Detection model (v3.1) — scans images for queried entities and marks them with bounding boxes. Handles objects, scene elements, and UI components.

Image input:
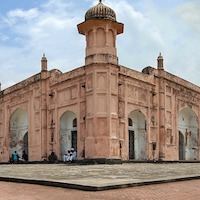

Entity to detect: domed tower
[77,1,124,162]
[78,0,124,65]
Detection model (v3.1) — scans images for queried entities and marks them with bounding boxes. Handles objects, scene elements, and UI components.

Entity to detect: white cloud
[3,8,39,27]
[106,0,164,69]
[0,34,9,41]
[7,8,39,19]
[0,0,86,89]
[177,1,200,33]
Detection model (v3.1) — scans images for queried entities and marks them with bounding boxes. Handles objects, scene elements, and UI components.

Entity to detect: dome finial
[158,52,163,60]
[99,0,102,3]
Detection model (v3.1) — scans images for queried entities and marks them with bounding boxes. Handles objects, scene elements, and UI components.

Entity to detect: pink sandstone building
[0,1,199,163]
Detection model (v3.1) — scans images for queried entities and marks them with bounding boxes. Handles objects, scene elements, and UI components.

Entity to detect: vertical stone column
[84,64,111,159]
[84,64,120,159]
[40,55,49,160]
[109,67,120,159]
[118,77,126,160]
[157,54,166,159]
[40,79,48,159]
[84,67,95,158]
[159,77,165,159]
[3,102,9,162]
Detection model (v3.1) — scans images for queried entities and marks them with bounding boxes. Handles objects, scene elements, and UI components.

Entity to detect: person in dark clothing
[22,151,28,161]
[9,154,14,164]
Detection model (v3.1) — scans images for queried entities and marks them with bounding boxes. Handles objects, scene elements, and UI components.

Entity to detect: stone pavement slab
[0,163,200,191]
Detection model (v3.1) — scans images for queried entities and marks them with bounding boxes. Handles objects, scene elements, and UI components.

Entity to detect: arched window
[73,118,77,127]
[88,30,94,48]
[128,118,133,126]
[108,29,115,47]
[96,28,106,47]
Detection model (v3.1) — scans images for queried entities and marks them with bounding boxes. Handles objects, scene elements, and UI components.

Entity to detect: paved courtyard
[1,179,200,200]
[0,163,200,191]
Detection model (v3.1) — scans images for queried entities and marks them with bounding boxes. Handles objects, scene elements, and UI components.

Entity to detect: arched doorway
[128,110,146,160]
[178,107,198,160]
[179,131,184,160]
[60,111,77,159]
[9,108,28,159]
[23,132,28,157]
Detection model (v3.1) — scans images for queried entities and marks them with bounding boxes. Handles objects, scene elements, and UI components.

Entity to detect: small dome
[85,1,116,22]
[41,53,47,61]
[157,52,163,60]
[142,66,155,75]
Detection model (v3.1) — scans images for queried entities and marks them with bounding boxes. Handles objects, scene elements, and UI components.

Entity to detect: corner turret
[157,53,164,70]
[41,53,48,72]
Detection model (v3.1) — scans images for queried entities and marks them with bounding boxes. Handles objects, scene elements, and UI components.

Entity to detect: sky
[0,0,199,89]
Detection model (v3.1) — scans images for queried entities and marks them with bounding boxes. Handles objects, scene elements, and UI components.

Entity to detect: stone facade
[0,1,199,162]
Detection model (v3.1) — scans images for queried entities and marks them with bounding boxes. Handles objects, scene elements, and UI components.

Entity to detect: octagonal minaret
[77,1,124,160]
[78,0,124,65]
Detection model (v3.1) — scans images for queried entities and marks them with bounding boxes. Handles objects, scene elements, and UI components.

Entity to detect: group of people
[63,148,77,163]
[9,150,28,164]
[9,149,77,163]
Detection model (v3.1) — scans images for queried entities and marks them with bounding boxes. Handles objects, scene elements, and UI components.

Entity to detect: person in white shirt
[63,153,67,162]
[70,148,77,161]
[63,150,71,163]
